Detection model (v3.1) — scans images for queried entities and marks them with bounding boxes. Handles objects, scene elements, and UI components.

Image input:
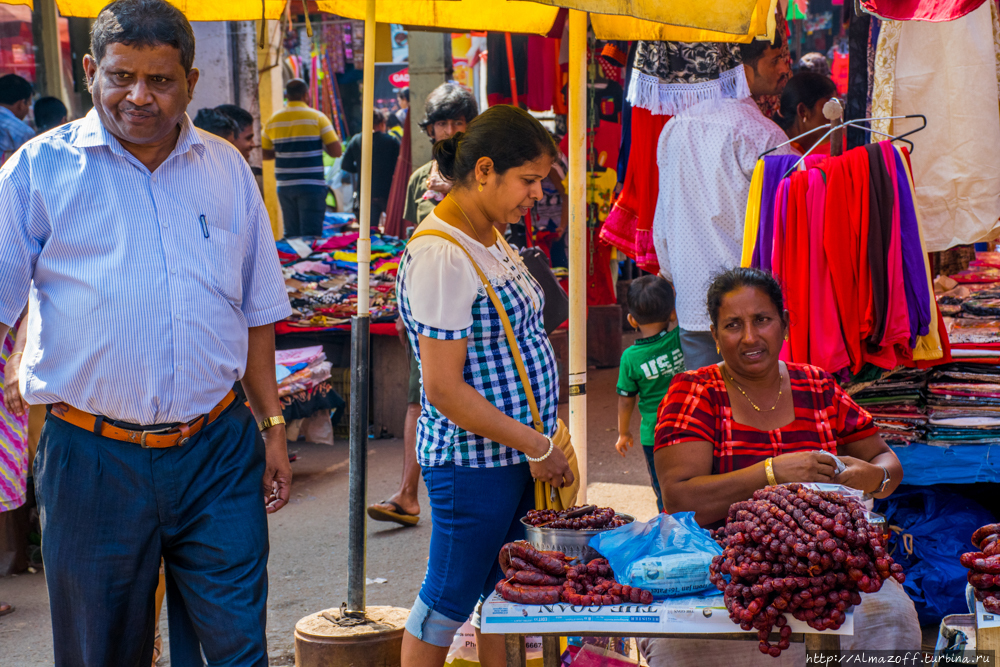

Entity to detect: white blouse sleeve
[404,239,480,335]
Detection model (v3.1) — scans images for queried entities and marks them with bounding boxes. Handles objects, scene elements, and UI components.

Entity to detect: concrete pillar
[406,31,449,169]
[257,19,285,239]
[190,22,234,113]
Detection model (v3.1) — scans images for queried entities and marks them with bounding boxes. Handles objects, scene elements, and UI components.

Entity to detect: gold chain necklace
[725,368,783,412]
[448,195,490,246]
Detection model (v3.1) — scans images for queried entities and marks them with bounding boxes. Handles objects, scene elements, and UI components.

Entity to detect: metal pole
[345,0,376,618]
[567,9,588,504]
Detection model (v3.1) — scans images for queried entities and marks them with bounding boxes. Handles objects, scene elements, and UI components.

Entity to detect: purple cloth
[892,146,931,346]
[753,155,801,271]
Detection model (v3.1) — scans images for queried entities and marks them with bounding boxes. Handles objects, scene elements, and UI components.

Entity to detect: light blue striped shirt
[0,109,292,424]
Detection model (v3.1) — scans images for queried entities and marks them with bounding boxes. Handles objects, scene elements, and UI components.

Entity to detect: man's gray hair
[91,0,196,73]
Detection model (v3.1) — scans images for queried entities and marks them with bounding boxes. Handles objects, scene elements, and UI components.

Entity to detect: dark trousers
[641,445,665,513]
[278,184,327,237]
[35,402,269,667]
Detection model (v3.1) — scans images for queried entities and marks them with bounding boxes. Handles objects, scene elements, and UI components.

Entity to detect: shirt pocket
[206,227,243,302]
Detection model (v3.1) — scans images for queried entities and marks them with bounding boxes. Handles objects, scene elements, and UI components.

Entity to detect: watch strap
[258,415,286,432]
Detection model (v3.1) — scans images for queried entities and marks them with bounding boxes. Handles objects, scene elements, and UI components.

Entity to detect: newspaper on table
[480,592,853,636]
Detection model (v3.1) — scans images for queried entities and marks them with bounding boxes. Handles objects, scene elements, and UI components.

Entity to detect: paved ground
[0,362,659,666]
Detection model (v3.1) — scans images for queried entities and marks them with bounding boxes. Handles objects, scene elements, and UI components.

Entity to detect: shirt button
[171,269,177,275]
[175,315,181,321]
[162,223,169,229]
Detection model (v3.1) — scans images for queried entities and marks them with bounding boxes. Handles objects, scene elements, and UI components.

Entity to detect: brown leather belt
[48,390,237,449]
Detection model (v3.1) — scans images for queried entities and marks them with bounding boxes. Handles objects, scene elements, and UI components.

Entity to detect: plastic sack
[874,487,995,625]
[445,619,543,667]
[588,512,722,598]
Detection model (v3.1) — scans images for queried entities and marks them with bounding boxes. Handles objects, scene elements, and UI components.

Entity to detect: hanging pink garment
[807,168,851,374]
[860,0,986,22]
[864,142,913,369]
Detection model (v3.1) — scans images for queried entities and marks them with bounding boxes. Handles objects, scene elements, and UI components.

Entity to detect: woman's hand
[526,432,574,488]
[3,358,25,417]
[833,455,884,494]
[772,450,838,484]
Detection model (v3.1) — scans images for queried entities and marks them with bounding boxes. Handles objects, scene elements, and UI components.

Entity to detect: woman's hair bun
[432,133,463,180]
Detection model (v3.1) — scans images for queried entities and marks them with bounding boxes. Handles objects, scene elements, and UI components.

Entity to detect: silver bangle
[526,435,554,463]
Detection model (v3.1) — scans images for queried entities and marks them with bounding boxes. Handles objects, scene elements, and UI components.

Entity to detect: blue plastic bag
[588,512,722,598]
[874,487,994,625]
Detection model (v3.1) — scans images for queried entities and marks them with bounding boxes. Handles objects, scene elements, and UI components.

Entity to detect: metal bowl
[520,513,635,564]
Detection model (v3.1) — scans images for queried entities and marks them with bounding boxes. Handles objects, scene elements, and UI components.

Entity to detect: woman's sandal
[367,500,419,527]
[0,602,13,617]
[152,629,162,665]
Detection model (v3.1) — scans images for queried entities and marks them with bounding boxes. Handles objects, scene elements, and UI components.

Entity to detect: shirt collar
[72,108,206,159]
[0,106,21,123]
[287,101,309,109]
[635,328,671,345]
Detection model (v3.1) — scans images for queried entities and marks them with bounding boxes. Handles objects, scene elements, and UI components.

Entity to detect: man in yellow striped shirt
[262,79,342,237]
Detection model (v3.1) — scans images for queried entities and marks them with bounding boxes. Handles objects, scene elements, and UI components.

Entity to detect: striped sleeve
[260,120,275,150]
[653,371,717,451]
[0,150,39,327]
[832,381,879,445]
[318,113,339,145]
[239,165,292,327]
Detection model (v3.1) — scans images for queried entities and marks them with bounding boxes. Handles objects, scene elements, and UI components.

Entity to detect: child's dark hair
[706,267,786,329]
[627,275,676,325]
[431,105,559,185]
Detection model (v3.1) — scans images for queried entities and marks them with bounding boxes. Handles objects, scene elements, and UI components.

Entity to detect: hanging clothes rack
[758,113,928,178]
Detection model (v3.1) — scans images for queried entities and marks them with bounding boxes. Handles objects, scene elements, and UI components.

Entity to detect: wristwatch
[258,415,286,432]
[875,465,891,494]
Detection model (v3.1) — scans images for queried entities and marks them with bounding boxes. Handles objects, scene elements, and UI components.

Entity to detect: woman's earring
[716,344,720,354]
[478,183,484,192]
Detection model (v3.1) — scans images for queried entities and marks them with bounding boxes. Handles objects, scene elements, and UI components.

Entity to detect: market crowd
[0,0,927,665]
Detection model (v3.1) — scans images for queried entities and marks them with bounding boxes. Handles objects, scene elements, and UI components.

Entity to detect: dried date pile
[709,484,905,657]
[961,523,1000,613]
[495,541,653,605]
[524,506,629,530]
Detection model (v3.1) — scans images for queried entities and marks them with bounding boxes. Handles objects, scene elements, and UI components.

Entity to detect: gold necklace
[448,195,490,246]
[725,368,783,412]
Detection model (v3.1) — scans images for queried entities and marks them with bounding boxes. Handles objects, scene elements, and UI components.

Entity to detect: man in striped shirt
[262,78,342,237]
[0,0,292,663]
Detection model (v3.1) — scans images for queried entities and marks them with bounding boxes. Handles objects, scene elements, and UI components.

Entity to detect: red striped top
[653,363,877,474]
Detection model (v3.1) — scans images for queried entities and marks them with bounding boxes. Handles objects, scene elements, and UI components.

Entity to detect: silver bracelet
[526,434,554,462]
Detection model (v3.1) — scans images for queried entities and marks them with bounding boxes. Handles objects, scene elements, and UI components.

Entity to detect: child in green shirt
[615,275,684,513]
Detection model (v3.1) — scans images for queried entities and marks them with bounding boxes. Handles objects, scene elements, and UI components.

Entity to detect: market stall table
[481,592,846,667]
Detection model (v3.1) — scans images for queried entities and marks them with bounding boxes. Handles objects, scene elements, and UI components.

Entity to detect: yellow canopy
[22,0,288,20]
[316,0,560,35]
[531,0,769,35]
[592,0,777,42]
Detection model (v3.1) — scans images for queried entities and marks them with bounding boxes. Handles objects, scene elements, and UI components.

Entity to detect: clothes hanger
[761,114,928,178]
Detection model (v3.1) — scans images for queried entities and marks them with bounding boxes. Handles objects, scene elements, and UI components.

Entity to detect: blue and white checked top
[0,109,292,425]
[398,216,559,468]
[0,106,34,164]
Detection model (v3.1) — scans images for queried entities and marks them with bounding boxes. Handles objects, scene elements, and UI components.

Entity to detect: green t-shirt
[403,160,437,227]
[616,327,685,447]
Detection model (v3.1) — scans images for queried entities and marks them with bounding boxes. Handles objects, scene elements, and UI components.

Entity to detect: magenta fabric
[807,168,851,373]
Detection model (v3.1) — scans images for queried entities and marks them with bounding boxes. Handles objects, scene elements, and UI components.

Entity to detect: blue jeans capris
[404,461,535,647]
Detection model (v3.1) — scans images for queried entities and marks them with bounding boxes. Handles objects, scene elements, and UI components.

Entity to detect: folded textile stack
[276,231,406,331]
[853,369,928,444]
[276,345,332,399]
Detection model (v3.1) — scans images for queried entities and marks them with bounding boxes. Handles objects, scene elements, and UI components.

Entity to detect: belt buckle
[140,425,178,449]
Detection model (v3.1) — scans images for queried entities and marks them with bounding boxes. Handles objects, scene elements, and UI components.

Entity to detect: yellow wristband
[258,415,286,432]
[765,457,778,487]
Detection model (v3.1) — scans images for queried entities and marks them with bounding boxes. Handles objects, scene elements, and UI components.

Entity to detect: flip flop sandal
[367,500,419,527]
[152,630,162,665]
[0,602,14,617]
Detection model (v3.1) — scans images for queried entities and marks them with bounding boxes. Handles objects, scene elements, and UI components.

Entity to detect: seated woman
[774,71,840,155]
[642,267,919,666]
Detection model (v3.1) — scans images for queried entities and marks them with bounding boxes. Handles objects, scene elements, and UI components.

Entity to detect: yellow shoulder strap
[409,229,545,433]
